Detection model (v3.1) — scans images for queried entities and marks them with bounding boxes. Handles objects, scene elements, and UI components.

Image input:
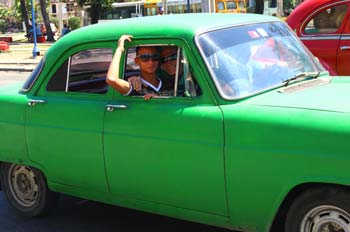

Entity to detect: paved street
[0,71,234,232]
[0,192,231,232]
[0,71,29,85]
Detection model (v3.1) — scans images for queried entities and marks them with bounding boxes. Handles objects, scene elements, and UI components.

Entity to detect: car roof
[47,13,280,59]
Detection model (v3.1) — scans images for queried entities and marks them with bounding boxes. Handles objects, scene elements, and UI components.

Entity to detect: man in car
[106,35,164,99]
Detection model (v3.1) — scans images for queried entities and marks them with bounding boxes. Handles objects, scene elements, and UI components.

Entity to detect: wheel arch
[0,161,50,192]
[269,182,350,232]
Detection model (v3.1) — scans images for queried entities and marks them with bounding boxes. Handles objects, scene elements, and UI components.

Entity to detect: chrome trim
[174,48,181,97]
[65,56,71,92]
[340,46,350,50]
[341,35,350,40]
[106,104,128,112]
[28,99,47,107]
[301,36,340,41]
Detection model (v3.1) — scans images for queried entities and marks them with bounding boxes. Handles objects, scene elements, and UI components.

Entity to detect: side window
[304,4,348,34]
[226,1,237,10]
[47,48,113,94]
[123,45,201,98]
[217,2,225,11]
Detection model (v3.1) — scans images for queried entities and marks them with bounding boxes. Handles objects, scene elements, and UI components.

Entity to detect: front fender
[318,58,337,76]
[0,84,28,165]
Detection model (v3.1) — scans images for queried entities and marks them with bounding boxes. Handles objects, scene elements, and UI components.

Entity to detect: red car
[287,0,350,76]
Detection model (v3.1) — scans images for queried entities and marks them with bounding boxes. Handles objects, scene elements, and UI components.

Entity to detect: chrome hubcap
[8,164,39,207]
[301,205,350,232]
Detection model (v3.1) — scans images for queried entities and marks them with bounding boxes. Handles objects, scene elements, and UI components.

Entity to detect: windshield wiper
[283,72,320,87]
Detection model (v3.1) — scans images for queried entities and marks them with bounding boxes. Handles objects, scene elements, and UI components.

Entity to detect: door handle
[340,46,350,51]
[106,104,128,112]
[28,99,47,107]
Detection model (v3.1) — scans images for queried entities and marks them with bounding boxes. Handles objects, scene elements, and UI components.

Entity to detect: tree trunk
[255,0,264,14]
[39,0,55,41]
[89,3,101,24]
[20,0,31,35]
[277,0,283,16]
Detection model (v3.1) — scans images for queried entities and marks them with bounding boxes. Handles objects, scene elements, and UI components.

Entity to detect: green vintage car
[0,13,348,232]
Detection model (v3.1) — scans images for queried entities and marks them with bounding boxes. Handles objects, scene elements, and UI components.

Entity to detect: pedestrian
[61,24,69,37]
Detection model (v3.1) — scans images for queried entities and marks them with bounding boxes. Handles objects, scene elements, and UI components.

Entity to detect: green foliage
[0,6,14,19]
[68,17,81,30]
[77,0,114,23]
[77,0,114,8]
[0,19,7,33]
[283,0,294,10]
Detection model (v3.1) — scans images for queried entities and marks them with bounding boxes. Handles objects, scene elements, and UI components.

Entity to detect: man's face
[135,47,160,75]
[161,47,182,77]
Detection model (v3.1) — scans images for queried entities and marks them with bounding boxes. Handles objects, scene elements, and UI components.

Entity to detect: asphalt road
[0,192,232,232]
[0,71,234,232]
[0,71,29,85]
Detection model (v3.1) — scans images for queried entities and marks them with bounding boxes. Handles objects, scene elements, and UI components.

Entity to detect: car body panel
[0,83,27,164]
[219,77,350,231]
[104,37,228,216]
[287,0,350,75]
[104,96,227,214]
[1,14,350,232]
[338,33,350,75]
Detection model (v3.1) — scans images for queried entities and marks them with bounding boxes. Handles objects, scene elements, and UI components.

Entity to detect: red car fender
[318,57,337,76]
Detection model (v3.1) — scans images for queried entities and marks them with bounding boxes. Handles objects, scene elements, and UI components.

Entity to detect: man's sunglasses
[137,54,160,62]
[161,53,178,63]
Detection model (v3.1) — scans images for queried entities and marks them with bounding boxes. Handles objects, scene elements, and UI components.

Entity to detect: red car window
[304,4,347,35]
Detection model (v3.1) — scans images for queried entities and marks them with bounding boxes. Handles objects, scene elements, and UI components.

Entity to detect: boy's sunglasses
[161,53,178,63]
[137,54,160,62]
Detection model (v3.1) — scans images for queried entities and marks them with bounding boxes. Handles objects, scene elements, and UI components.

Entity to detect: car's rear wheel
[285,187,350,232]
[0,162,58,217]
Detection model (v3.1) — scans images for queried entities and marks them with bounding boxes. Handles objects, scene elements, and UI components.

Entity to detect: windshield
[197,22,326,99]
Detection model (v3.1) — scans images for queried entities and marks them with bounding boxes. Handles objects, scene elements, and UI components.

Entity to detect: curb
[0,68,33,72]
[0,67,34,72]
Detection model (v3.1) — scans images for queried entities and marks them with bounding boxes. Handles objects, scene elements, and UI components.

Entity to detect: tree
[18,0,31,35]
[68,16,81,30]
[255,0,264,14]
[39,0,55,41]
[77,0,113,24]
[0,6,15,33]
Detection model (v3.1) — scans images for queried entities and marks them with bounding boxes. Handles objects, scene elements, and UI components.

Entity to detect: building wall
[0,0,14,7]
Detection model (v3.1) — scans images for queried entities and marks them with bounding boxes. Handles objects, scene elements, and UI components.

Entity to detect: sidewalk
[0,33,53,72]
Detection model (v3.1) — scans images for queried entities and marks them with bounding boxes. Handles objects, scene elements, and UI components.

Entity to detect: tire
[285,187,350,232]
[0,162,59,217]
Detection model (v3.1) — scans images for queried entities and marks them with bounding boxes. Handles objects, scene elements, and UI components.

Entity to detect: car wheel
[285,187,350,232]
[0,162,58,217]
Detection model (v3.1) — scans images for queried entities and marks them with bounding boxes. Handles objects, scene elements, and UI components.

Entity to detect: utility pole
[30,0,40,58]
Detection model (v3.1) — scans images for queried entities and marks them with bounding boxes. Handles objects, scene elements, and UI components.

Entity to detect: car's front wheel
[0,162,58,217]
[285,187,350,232]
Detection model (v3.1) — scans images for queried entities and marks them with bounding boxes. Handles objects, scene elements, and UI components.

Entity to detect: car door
[25,46,113,191]
[337,5,350,75]
[300,2,349,75]
[103,41,228,216]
